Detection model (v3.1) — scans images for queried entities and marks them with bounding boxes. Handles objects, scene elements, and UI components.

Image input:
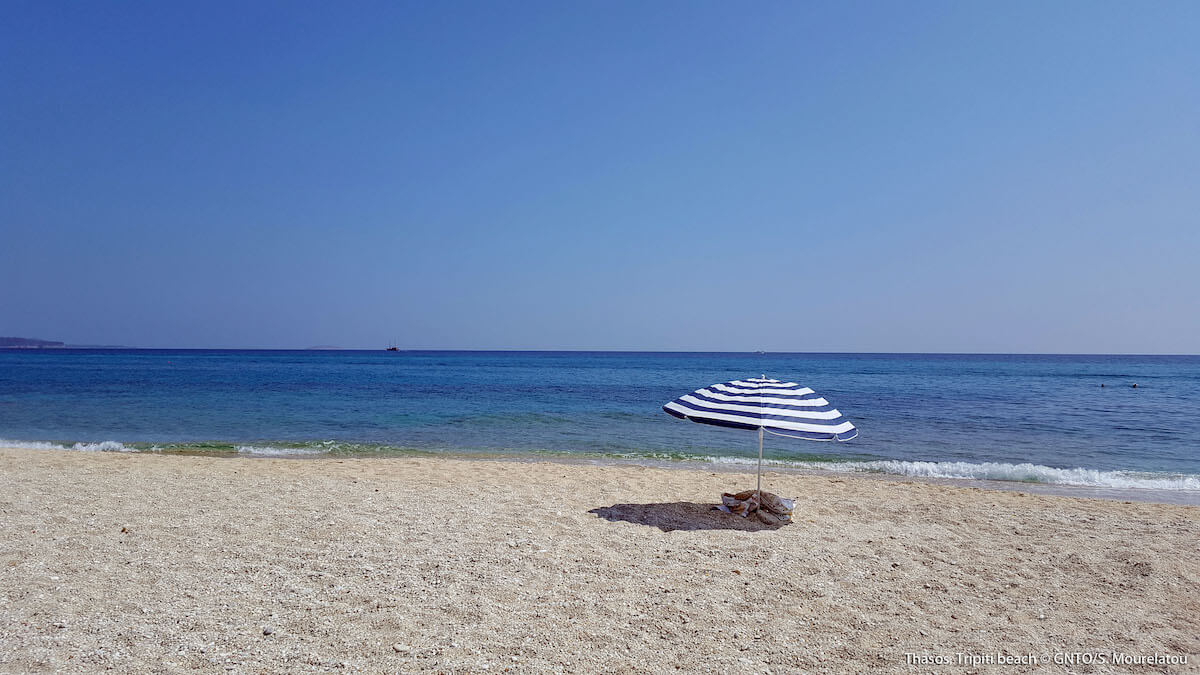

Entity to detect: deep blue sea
[1,350,1198,492]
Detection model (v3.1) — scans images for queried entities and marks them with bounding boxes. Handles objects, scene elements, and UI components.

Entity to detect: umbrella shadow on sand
[588,502,783,532]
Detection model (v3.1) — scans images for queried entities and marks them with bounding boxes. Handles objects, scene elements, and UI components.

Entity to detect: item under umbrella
[664,376,857,519]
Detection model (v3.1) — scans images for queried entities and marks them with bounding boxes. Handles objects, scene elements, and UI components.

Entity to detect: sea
[2,350,1198,501]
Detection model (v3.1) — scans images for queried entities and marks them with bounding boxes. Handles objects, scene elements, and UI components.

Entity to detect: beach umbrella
[663,376,857,498]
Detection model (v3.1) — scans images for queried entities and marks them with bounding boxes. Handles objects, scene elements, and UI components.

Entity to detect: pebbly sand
[1,447,1198,673]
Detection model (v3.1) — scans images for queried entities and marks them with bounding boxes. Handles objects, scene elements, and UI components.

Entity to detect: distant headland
[0,337,66,348]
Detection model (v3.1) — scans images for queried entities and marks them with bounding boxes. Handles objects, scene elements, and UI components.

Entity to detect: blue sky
[2,1,1197,352]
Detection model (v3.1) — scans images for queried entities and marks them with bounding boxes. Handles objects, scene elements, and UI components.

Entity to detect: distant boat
[386,346,400,352]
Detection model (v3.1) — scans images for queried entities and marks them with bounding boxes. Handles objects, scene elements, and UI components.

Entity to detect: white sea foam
[1,438,329,457]
[70,440,137,452]
[0,439,67,451]
[235,445,329,457]
[703,456,1200,490]
[0,439,137,452]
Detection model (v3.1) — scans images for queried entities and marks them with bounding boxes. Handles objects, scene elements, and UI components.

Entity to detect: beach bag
[721,491,759,516]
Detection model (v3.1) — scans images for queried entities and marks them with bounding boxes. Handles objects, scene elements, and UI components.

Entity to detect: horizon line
[3,346,1198,357]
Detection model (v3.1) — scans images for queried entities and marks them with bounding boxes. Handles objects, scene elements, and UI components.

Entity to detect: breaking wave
[0,438,332,457]
[0,439,139,452]
[235,445,330,457]
[702,455,1200,490]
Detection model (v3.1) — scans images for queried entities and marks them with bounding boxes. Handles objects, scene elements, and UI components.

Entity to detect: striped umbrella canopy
[663,376,857,496]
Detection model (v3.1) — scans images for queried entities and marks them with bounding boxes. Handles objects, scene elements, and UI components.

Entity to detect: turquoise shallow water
[1,350,1197,492]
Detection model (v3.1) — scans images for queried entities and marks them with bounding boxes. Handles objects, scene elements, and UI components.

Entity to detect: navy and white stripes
[663,377,857,441]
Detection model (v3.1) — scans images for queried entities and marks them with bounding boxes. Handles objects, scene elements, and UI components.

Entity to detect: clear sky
[2,1,1197,352]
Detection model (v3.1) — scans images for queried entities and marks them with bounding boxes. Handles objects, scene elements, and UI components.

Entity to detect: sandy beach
[1,447,1197,673]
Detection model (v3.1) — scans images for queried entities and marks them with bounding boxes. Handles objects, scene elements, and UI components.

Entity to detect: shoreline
[3,440,1198,507]
[1,446,1197,672]
[456,452,1200,507]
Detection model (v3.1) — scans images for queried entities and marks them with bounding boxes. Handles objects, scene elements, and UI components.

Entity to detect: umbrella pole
[756,426,763,501]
